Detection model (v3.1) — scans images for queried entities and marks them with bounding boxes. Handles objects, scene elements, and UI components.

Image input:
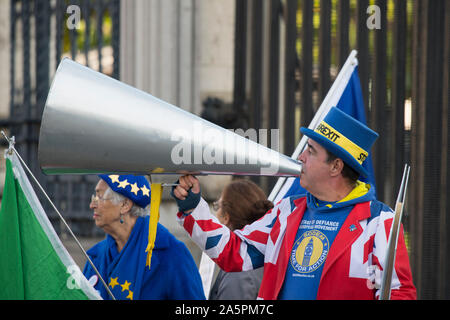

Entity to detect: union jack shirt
[176,183,416,300]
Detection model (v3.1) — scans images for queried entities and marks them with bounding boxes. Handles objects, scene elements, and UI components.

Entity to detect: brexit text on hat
[315,123,340,143]
[314,121,369,165]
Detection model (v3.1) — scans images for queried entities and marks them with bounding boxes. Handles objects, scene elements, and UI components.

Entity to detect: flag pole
[1,131,116,300]
[268,50,359,202]
[379,164,411,300]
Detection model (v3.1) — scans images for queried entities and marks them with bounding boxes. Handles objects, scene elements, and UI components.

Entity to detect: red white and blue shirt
[177,182,416,300]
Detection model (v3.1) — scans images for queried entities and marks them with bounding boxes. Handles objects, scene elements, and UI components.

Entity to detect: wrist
[181,208,195,216]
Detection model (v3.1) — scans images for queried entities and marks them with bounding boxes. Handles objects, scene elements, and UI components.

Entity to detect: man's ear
[120,198,133,214]
[330,158,344,177]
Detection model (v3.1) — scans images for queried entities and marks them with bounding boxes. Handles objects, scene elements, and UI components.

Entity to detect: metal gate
[1,0,449,299]
[231,0,449,300]
[1,0,120,236]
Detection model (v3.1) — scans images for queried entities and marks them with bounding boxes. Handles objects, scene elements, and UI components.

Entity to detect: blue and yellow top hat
[98,174,151,208]
[300,107,379,178]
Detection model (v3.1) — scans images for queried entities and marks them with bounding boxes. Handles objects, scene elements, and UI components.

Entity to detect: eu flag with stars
[83,216,205,300]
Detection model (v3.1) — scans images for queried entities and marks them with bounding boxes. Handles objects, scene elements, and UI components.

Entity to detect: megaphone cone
[38,59,301,177]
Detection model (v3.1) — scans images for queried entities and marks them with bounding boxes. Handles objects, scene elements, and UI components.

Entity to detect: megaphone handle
[162,183,179,187]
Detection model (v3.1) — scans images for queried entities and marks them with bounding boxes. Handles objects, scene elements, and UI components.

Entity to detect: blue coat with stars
[83,216,205,300]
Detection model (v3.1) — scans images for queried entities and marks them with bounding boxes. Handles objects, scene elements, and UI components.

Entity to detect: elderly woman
[83,174,205,300]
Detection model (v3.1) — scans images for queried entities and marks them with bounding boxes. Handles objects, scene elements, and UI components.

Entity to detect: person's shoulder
[86,237,108,258]
[155,222,187,250]
[154,224,197,271]
[368,199,394,222]
[272,193,307,209]
[287,193,307,210]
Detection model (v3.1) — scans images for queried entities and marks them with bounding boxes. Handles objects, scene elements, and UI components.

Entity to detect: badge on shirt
[290,229,329,274]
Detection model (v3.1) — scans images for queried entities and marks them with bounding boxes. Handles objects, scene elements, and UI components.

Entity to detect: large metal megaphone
[38,58,301,177]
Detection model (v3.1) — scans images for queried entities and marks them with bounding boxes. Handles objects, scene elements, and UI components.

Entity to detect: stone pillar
[120,0,234,115]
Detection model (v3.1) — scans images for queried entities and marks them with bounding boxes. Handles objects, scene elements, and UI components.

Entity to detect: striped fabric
[177,196,416,300]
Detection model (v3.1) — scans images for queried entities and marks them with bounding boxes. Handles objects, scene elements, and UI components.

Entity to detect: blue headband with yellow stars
[98,174,151,208]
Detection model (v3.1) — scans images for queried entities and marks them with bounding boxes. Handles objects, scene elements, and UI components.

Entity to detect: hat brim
[300,127,369,178]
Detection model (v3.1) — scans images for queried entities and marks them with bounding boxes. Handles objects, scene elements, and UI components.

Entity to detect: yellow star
[126,290,133,300]
[117,179,130,189]
[130,183,140,196]
[109,277,119,289]
[121,280,131,292]
[109,175,120,184]
[140,185,150,197]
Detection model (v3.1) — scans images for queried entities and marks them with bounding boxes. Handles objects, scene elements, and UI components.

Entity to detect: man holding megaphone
[171,107,416,300]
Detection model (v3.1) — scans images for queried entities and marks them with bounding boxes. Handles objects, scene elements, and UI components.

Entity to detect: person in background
[209,179,273,300]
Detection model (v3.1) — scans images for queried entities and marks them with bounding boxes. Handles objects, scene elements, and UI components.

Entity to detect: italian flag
[0,151,101,300]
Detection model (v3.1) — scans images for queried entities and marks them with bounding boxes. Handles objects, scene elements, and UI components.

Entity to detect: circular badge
[88,275,98,286]
[290,229,329,273]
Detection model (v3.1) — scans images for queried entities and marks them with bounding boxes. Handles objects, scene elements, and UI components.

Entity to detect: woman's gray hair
[104,186,150,217]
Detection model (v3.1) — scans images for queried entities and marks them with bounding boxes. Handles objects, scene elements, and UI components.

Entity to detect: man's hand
[172,175,200,199]
[171,175,201,214]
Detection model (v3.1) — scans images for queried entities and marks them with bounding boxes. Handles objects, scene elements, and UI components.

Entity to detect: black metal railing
[232,0,449,300]
[3,0,120,237]
[2,0,449,299]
